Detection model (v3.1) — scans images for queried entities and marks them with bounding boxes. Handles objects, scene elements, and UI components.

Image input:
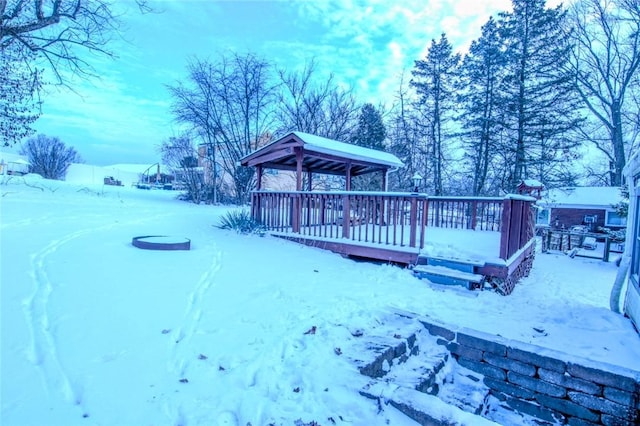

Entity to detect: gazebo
[239,131,404,191]
[240,131,537,295]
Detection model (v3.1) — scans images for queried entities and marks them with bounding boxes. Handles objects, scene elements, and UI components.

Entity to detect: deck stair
[350,314,536,425]
[413,256,486,290]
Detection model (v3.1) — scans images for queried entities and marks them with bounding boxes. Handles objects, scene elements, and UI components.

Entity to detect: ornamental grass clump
[217,210,265,235]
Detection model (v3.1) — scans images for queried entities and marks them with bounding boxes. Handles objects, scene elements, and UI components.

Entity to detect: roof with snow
[519,179,544,188]
[240,131,403,176]
[539,186,624,209]
[106,163,168,174]
[0,151,29,164]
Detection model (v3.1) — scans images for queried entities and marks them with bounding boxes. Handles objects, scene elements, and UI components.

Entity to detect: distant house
[0,152,30,175]
[536,186,626,231]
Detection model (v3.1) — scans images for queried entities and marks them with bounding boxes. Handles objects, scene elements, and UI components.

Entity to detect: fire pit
[132,236,191,251]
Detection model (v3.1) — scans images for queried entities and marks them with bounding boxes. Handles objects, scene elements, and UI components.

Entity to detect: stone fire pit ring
[132,235,191,251]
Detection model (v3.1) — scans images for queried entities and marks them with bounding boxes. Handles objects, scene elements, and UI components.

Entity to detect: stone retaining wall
[421,319,640,425]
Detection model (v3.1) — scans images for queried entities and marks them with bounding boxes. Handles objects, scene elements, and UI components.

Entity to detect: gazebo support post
[345,163,352,191]
[306,170,312,226]
[254,165,263,222]
[380,169,388,225]
[295,147,303,191]
[256,165,263,190]
[293,147,303,232]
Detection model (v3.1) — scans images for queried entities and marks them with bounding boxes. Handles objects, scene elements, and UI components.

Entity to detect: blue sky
[28,0,542,166]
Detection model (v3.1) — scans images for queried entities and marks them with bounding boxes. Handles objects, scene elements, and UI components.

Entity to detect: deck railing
[251,191,536,261]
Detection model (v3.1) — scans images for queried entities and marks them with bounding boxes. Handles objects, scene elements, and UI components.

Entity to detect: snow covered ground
[1,175,639,426]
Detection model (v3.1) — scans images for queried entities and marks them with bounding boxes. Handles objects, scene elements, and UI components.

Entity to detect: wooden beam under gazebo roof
[239,131,404,191]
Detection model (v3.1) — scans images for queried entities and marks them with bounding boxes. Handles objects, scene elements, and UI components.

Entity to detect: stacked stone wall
[422,320,640,425]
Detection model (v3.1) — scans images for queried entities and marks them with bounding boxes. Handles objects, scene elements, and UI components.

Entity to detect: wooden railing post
[409,195,418,247]
[471,200,478,230]
[420,197,428,249]
[251,192,256,220]
[292,193,301,233]
[500,197,513,260]
[342,194,350,239]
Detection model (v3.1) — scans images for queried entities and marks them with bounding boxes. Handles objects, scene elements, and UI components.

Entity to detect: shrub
[217,210,265,235]
[20,134,81,180]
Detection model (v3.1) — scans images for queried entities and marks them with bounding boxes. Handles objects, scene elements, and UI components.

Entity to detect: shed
[0,152,30,175]
[536,186,626,230]
[239,131,403,191]
[517,179,544,199]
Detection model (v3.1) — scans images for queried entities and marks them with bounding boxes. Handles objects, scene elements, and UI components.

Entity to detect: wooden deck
[251,191,537,294]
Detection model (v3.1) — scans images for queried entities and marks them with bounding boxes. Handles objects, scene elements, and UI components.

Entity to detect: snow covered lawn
[1,175,639,425]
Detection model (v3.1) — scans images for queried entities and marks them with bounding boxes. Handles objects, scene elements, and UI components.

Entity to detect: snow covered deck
[252,191,537,290]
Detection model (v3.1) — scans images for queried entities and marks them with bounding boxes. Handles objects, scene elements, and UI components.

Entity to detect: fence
[251,191,536,261]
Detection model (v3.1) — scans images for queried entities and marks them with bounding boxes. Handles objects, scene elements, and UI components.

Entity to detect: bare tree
[387,71,424,192]
[168,52,277,204]
[159,134,206,204]
[167,58,220,203]
[1,42,41,146]
[20,134,81,179]
[276,59,359,141]
[0,0,150,82]
[570,0,640,186]
[0,0,150,146]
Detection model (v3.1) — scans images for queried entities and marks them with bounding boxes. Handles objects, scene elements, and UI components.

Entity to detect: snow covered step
[361,344,450,395]
[350,334,419,379]
[438,366,490,416]
[416,256,485,272]
[413,264,485,289]
[360,381,499,426]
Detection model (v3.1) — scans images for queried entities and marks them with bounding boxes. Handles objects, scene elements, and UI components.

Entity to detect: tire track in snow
[0,214,57,231]
[22,211,177,419]
[23,227,95,416]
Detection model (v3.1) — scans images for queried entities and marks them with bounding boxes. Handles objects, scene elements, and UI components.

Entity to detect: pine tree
[350,103,387,190]
[457,17,506,195]
[411,33,461,195]
[351,103,387,150]
[498,0,582,190]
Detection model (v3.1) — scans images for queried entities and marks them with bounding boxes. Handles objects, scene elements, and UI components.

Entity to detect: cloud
[30,0,570,164]
[34,66,172,165]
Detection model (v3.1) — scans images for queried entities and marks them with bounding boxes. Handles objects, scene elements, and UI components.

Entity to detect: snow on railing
[251,191,535,260]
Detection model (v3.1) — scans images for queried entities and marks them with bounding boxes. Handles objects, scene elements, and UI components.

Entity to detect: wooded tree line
[2,0,639,203]
[165,0,640,203]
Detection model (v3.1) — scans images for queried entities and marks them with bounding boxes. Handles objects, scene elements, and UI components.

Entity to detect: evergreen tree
[351,103,387,150]
[498,0,582,189]
[457,17,505,195]
[411,33,461,195]
[350,103,387,190]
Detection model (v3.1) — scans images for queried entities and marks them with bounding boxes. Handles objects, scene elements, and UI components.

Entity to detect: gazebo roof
[240,131,403,176]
